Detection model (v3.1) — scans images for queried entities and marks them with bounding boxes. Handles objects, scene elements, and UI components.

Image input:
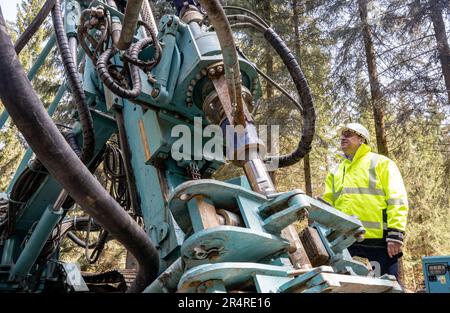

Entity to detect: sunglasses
[341,130,359,138]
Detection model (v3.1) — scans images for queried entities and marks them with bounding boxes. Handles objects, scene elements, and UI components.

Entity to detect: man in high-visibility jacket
[323,123,409,278]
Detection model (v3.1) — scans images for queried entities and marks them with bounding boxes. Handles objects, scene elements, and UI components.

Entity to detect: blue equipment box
[422,255,450,293]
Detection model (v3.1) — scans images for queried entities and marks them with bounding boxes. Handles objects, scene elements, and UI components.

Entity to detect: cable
[77,7,110,63]
[223,5,270,28]
[0,9,160,292]
[226,14,267,32]
[67,231,98,248]
[103,143,131,210]
[236,47,304,115]
[52,0,95,164]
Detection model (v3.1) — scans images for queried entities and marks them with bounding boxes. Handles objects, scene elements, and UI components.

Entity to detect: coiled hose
[123,36,157,70]
[96,46,142,99]
[51,0,95,164]
[0,10,159,293]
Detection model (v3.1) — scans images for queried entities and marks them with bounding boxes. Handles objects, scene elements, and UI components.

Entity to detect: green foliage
[1,0,448,292]
[217,0,450,291]
[0,0,62,191]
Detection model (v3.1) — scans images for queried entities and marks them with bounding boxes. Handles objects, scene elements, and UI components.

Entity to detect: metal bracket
[60,263,89,292]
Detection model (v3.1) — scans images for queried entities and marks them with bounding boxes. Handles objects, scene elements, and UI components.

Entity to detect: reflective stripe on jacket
[323,144,409,240]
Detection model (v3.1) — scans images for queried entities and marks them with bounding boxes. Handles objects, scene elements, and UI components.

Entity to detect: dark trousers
[348,244,399,279]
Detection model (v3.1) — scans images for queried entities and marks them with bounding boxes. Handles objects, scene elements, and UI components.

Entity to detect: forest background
[0,0,449,291]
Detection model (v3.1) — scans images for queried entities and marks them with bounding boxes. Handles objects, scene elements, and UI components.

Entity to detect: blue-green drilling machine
[0,0,403,293]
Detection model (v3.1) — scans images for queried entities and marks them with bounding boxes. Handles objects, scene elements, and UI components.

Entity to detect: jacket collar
[336,143,371,163]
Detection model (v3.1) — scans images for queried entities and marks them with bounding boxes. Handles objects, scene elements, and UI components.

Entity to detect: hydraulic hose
[263,28,315,168]
[106,0,121,46]
[14,0,56,54]
[97,46,142,99]
[0,10,159,292]
[67,231,96,248]
[116,0,143,50]
[123,35,159,71]
[141,0,158,37]
[226,8,316,167]
[52,0,95,164]
[223,6,270,28]
[199,0,246,126]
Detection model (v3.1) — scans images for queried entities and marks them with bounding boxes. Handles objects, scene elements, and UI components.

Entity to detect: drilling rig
[0,0,403,293]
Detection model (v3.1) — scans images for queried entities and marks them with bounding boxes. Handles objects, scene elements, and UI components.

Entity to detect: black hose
[67,231,99,248]
[223,6,270,28]
[51,0,95,164]
[122,21,162,72]
[226,12,316,167]
[14,0,56,54]
[96,47,141,99]
[122,37,156,71]
[0,10,159,292]
[63,131,82,158]
[263,28,316,168]
[226,14,266,33]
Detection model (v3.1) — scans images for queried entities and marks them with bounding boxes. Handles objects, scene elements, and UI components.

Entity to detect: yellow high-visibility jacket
[323,144,408,244]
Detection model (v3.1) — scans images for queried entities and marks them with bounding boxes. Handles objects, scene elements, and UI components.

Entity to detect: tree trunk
[357,0,389,157]
[359,0,406,283]
[292,0,313,195]
[429,0,450,104]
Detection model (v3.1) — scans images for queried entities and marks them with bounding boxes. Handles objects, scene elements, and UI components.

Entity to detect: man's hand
[387,241,402,258]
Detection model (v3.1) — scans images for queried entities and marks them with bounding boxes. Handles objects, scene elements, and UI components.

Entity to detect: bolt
[217,66,223,73]
[190,79,196,85]
[151,88,160,98]
[201,69,207,76]
[208,68,216,76]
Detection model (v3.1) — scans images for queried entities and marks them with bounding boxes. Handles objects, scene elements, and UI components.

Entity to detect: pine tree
[0,0,61,190]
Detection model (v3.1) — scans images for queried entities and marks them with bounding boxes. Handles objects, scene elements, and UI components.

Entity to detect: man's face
[340,130,364,156]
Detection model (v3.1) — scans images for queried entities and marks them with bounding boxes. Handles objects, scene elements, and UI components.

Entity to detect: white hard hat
[338,123,370,143]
